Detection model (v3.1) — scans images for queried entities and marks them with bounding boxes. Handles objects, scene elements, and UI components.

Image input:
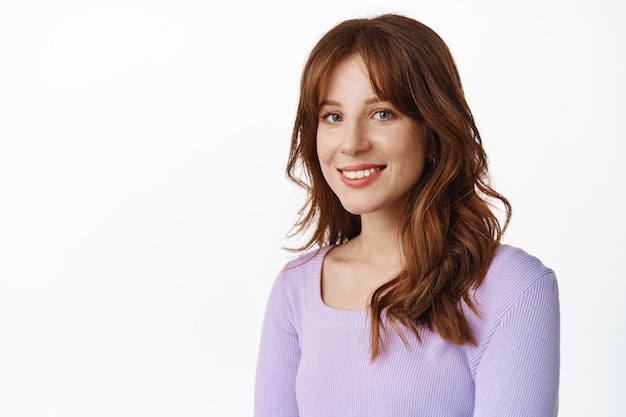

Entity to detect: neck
[350,211,404,269]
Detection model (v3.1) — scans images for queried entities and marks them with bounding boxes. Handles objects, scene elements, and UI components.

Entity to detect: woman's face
[316,55,428,219]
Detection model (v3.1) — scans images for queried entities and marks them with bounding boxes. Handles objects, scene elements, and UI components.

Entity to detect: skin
[316,55,430,310]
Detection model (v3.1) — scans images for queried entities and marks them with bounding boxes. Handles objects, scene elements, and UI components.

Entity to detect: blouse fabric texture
[254,244,560,417]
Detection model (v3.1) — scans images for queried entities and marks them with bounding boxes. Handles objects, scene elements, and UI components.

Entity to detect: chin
[338,201,383,216]
[337,194,408,218]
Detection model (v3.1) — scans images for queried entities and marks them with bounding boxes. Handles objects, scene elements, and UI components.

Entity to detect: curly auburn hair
[286,13,511,360]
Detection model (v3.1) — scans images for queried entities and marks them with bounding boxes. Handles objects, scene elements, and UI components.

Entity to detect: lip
[338,164,386,188]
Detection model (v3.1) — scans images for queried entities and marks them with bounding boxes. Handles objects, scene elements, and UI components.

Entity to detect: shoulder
[281,246,328,272]
[271,246,332,300]
[480,244,557,303]
[466,244,559,342]
[490,244,553,278]
[468,245,558,336]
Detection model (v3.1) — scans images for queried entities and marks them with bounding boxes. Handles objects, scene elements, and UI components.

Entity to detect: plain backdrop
[1,0,624,416]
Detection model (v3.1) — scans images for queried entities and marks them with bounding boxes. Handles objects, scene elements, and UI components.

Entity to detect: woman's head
[287,13,510,359]
[288,13,501,248]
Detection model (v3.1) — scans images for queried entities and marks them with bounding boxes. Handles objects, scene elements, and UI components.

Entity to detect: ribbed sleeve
[254,273,301,417]
[472,272,560,416]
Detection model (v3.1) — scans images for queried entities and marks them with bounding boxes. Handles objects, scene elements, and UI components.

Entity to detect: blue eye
[322,113,343,122]
[375,110,392,120]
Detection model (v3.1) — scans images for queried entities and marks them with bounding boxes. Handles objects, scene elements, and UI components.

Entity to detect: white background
[0,0,624,415]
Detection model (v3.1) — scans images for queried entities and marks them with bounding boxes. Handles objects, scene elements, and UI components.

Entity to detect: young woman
[255,14,559,417]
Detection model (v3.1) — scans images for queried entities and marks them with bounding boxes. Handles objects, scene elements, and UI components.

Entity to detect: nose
[340,119,371,155]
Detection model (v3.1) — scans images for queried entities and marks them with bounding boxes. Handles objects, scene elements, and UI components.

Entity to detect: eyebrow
[318,99,340,107]
[318,97,389,108]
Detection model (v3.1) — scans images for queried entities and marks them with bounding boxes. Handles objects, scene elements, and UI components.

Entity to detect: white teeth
[341,167,383,179]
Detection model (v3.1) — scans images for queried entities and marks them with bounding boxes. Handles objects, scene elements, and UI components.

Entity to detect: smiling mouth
[340,167,384,179]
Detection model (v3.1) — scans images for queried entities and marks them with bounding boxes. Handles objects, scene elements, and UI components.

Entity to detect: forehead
[318,55,381,103]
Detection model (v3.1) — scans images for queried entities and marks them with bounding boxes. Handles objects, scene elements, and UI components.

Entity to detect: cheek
[315,136,333,166]
[395,137,427,181]
[315,138,341,190]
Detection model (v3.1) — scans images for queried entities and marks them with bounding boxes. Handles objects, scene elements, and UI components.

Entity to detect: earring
[426,158,436,165]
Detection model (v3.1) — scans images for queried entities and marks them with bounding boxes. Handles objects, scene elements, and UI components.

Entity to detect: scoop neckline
[307,245,370,327]
[303,243,514,328]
